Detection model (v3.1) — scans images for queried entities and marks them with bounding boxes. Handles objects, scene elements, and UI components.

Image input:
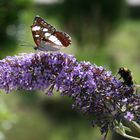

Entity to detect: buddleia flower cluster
[0,52,140,137]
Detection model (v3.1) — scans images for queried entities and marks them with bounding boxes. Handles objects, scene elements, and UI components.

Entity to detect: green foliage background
[0,0,140,140]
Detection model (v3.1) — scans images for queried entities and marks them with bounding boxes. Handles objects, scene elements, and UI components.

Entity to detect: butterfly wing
[31,15,71,51]
[31,15,56,47]
[35,41,61,51]
[53,31,71,47]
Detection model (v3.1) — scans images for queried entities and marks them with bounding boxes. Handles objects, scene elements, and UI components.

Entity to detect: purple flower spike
[0,52,140,134]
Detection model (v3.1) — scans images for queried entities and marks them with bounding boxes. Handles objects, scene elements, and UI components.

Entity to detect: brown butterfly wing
[31,15,71,50]
[30,27,41,46]
[53,31,71,47]
[33,16,56,33]
[31,15,56,47]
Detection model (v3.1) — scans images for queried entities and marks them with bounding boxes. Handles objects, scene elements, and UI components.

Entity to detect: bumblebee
[118,67,133,87]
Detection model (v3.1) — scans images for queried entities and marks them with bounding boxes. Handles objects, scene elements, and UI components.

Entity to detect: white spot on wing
[43,28,48,32]
[45,32,51,38]
[32,26,40,31]
[49,35,58,42]
[35,34,39,37]
[54,40,62,46]
[48,35,62,46]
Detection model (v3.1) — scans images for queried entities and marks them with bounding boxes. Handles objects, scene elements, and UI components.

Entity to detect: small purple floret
[124,111,134,121]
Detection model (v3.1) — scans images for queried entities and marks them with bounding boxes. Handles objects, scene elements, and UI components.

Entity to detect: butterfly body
[34,41,61,51]
[31,15,71,51]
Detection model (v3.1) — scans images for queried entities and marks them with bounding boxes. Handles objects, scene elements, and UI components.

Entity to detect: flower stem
[130,121,140,134]
[122,133,140,140]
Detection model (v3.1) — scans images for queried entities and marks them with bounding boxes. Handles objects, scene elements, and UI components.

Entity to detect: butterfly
[31,15,71,51]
